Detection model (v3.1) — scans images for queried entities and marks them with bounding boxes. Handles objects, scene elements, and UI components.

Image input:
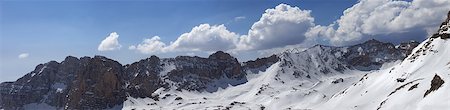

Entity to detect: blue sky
[1,0,449,82]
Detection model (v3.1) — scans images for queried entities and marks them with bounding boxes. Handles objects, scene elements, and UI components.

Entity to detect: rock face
[341,39,407,70]
[0,51,247,109]
[166,51,246,92]
[242,55,279,73]
[124,55,166,98]
[397,40,420,56]
[66,56,126,109]
[0,56,127,109]
[278,39,419,72]
[432,11,450,39]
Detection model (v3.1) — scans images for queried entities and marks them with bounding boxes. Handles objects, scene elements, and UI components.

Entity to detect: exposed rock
[167,51,247,92]
[398,41,420,56]
[432,11,450,39]
[332,78,344,84]
[66,56,126,109]
[125,55,166,98]
[242,55,279,73]
[396,78,406,82]
[343,39,404,71]
[0,56,127,109]
[408,83,419,91]
[424,74,444,97]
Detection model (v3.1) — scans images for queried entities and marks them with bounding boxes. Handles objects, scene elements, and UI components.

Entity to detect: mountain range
[1,11,449,110]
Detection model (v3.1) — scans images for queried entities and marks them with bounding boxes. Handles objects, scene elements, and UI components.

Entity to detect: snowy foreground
[122,38,450,110]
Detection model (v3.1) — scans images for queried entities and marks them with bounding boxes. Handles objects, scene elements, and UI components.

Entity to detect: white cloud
[130,24,239,54]
[307,0,450,46]
[166,24,239,52]
[237,4,315,51]
[234,16,246,21]
[98,32,122,51]
[18,53,29,59]
[129,36,167,54]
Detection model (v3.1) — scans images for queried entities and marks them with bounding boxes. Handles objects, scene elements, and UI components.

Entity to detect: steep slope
[122,44,366,109]
[318,14,450,110]
[282,39,418,71]
[319,37,449,110]
[0,56,127,109]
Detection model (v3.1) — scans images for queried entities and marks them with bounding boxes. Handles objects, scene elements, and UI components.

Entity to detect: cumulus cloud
[129,1,450,57]
[307,0,450,45]
[237,4,315,51]
[98,32,122,51]
[130,4,316,54]
[129,24,239,54]
[166,24,239,51]
[129,36,167,54]
[18,53,29,59]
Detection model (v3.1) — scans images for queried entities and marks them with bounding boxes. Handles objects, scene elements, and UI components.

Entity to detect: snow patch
[52,83,67,93]
[159,61,176,77]
[38,65,47,75]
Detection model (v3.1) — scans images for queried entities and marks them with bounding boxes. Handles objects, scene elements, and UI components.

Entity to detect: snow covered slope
[122,36,449,110]
[123,62,365,109]
[319,37,450,110]
[122,44,368,109]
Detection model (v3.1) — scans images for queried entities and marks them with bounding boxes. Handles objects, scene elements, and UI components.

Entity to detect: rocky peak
[166,51,246,92]
[208,51,233,60]
[243,55,280,73]
[124,55,164,98]
[149,55,160,61]
[431,11,450,39]
[357,39,393,48]
[342,39,402,70]
[63,56,79,62]
[398,40,420,56]
[364,39,382,44]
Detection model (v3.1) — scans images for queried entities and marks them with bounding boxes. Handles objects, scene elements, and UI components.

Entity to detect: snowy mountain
[0,38,423,110]
[119,39,421,110]
[320,33,450,110]
[121,11,450,110]
[1,11,448,110]
[320,12,450,110]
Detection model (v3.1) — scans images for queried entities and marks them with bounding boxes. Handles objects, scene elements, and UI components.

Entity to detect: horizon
[1,0,450,82]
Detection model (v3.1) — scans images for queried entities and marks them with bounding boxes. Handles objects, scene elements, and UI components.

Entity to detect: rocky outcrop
[342,39,405,70]
[124,55,166,98]
[66,56,126,109]
[424,74,445,97]
[242,55,279,73]
[0,56,128,109]
[166,51,247,92]
[0,51,249,109]
[431,11,450,39]
[398,40,420,56]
